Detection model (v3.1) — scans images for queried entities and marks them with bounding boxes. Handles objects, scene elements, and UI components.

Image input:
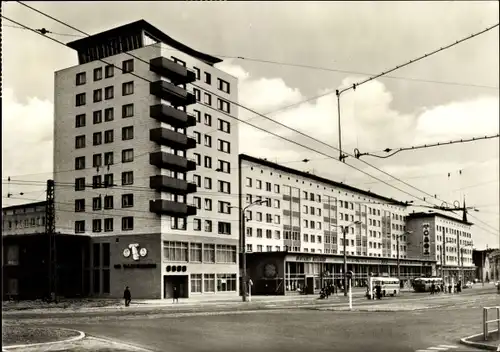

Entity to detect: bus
[367,277,401,298]
[412,277,444,292]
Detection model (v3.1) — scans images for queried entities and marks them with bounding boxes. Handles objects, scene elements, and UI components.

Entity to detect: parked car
[464,281,473,289]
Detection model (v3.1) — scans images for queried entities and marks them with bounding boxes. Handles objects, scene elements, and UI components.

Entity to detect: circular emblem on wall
[139,247,148,257]
[264,263,277,278]
[123,248,131,258]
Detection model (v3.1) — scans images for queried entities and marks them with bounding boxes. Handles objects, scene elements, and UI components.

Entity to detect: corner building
[239,155,436,295]
[53,20,239,299]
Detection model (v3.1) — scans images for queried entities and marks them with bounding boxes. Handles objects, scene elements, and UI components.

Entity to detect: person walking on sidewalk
[124,286,131,307]
[173,286,180,303]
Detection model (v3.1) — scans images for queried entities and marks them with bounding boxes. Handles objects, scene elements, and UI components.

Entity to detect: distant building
[473,248,500,282]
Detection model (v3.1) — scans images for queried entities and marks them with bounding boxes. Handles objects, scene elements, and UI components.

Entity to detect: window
[218,222,231,235]
[190,243,202,262]
[93,153,102,167]
[76,93,86,106]
[204,92,212,105]
[193,197,201,209]
[217,98,230,113]
[104,218,113,232]
[93,132,102,145]
[94,67,102,81]
[122,126,134,140]
[105,65,114,78]
[204,220,213,232]
[204,134,212,147]
[193,219,201,231]
[193,67,201,80]
[75,221,85,233]
[75,199,85,212]
[104,86,114,100]
[190,274,202,293]
[217,78,230,93]
[256,180,262,189]
[193,175,201,187]
[92,175,102,188]
[204,274,215,292]
[104,152,114,166]
[217,139,230,153]
[163,241,188,262]
[93,110,102,124]
[218,201,231,214]
[203,244,215,263]
[216,245,236,263]
[172,57,186,66]
[122,149,134,163]
[76,72,86,86]
[104,195,114,209]
[122,217,134,230]
[204,114,212,126]
[122,104,134,118]
[204,156,212,168]
[194,88,200,101]
[204,198,212,211]
[217,159,230,173]
[104,108,114,121]
[75,177,85,191]
[193,153,201,165]
[104,130,114,143]
[93,89,102,102]
[217,274,236,292]
[75,114,86,128]
[75,156,85,170]
[194,132,201,145]
[122,171,134,185]
[122,59,134,73]
[204,72,212,84]
[193,109,201,122]
[122,194,134,208]
[265,182,271,192]
[246,177,252,187]
[217,180,231,194]
[217,119,230,133]
[204,177,212,189]
[92,219,102,232]
[122,81,134,95]
[75,135,86,149]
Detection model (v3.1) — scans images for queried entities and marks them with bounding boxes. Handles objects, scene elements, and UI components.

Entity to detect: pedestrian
[123,286,131,307]
[430,283,435,295]
[173,286,179,303]
[448,283,452,294]
[376,284,382,299]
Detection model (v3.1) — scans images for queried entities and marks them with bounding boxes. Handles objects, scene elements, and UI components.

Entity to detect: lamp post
[341,220,362,296]
[239,199,268,302]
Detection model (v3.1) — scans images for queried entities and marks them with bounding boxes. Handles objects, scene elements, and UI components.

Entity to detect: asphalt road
[5,289,496,352]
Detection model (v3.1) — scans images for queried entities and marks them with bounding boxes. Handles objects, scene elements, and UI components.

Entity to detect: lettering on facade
[295,255,327,262]
[123,243,148,261]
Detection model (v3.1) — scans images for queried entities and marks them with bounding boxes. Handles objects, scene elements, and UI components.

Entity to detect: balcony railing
[149,199,197,216]
[150,104,196,128]
[149,152,196,172]
[149,57,196,85]
[150,80,196,107]
[150,128,196,150]
[150,175,197,194]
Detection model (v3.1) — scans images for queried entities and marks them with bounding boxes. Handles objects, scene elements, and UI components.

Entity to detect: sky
[2,1,499,250]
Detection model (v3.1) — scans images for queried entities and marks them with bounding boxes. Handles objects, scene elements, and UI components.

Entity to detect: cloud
[2,87,53,203]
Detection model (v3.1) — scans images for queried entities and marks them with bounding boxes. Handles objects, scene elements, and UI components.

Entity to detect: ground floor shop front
[437,265,478,284]
[245,252,436,296]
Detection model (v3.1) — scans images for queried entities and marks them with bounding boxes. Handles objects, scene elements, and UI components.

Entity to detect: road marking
[427,347,449,351]
[438,345,459,349]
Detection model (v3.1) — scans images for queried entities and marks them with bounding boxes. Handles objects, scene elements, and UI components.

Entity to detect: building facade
[405,212,475,283]
[238,155,435,294]
[53,20,239,299]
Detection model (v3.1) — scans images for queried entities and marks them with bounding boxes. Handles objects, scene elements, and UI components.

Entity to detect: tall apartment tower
[53,20,240,299]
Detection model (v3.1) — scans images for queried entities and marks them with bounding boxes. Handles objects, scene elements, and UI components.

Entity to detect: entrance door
[163,275,189,299]
[306,277,315,294]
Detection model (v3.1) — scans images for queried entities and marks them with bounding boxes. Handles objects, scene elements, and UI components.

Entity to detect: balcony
[150,175,197,194]
[149,199,197,217]
[149,152,196,172]
[150,128,196,150]
[150,104,196,128]
[150,81,196,107]
[150,57,196,85]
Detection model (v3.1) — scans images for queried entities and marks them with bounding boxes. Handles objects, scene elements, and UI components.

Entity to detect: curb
[89,336,156,352]
[460,329,499,351]
[3,328,85,350]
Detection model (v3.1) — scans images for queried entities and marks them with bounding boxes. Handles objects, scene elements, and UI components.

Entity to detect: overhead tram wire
[354,134,500,159]
[0,14,462,212]
[3,12,484,214]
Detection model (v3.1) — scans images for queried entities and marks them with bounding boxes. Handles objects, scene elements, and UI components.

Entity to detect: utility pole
[343,226,348,296]
[45,179,57,302]
[397,235,400,281]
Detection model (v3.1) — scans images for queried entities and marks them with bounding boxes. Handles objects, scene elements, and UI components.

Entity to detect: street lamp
[239,199,269,302]
[396,231,413,282]
[341,220,362,296]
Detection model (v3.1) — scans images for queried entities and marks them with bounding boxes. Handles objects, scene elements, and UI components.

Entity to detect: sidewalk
[461,330,500,351]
